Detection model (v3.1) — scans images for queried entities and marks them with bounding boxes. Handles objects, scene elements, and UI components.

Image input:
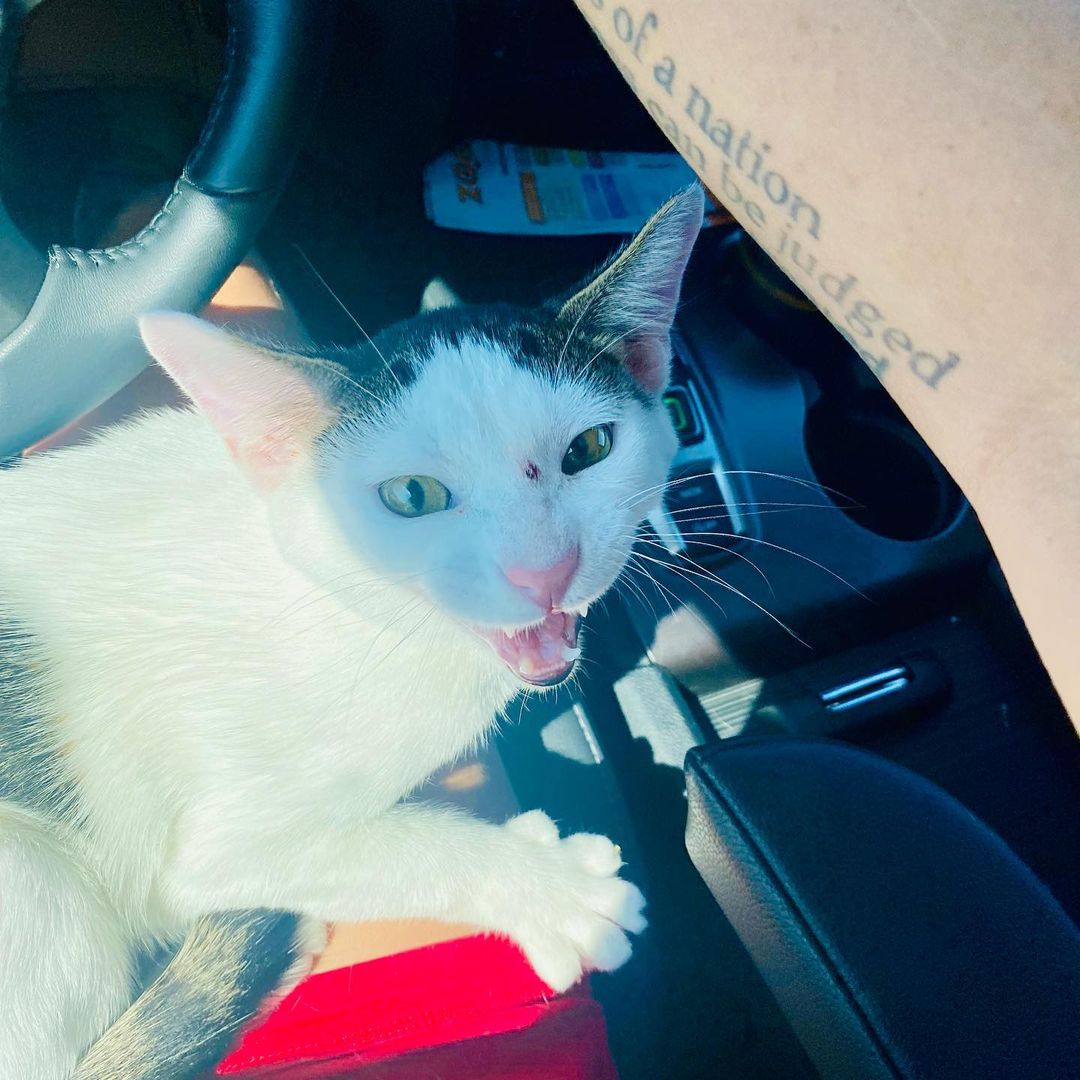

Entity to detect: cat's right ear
[138,312,336,492]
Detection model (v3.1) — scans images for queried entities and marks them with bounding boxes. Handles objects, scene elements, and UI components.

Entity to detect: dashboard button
[665,469,724,512]
[663,469,731,556]
[681,514,730,537]
[662,386,703,446]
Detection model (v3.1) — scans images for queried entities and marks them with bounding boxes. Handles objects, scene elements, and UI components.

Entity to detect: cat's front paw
[499,810,646,993]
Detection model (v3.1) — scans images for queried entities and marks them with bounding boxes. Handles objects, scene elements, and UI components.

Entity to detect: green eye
[562,424,613,476]
[378,475,453,517]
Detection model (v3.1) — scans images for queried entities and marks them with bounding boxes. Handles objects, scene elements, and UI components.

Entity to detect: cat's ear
[138,312,336,492]
[556,184,703,393]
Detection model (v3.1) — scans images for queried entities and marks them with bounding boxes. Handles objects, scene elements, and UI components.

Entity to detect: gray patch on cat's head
[362,302,644,402]
[306,184,704,431]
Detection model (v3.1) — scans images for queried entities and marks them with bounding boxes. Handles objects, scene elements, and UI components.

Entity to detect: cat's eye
[378,476,453,517]
[561,425,613,476]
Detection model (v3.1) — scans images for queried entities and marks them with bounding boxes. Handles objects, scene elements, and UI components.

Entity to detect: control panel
[648,353,745,557]
[620,231,989,667]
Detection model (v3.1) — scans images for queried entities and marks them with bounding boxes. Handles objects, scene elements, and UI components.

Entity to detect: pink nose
[504,548,580,611]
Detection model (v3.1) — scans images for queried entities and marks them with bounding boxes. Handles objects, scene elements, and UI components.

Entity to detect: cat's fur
[0,186,703,1078]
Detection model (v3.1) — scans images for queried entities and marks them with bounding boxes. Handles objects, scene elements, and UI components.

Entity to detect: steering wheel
[0,0,334,458]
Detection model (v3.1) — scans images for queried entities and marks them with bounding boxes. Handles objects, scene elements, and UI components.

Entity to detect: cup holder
[804,402,963,542]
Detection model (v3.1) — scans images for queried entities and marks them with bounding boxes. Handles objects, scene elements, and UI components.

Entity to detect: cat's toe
[519,932,584,994]
[563,831,623,876]
[600,878,647,934]
[576,919,632,973]
[518,914,630,991]
[506,809,560,846]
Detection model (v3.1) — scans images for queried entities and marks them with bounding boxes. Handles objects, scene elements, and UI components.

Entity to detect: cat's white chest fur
[0,410,515,929]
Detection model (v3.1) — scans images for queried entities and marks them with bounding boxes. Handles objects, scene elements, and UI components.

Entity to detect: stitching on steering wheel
[48,0,248,272]
[50,182,189,267]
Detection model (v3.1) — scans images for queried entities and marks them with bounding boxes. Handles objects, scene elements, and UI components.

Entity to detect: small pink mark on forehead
[523,460,541,481]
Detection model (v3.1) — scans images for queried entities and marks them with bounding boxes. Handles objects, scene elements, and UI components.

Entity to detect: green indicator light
[663,394,690,433]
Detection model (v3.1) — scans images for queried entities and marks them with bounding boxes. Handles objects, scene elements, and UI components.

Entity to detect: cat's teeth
[561,645,582,662]
[576,602,591,618]
[519,657,539,677]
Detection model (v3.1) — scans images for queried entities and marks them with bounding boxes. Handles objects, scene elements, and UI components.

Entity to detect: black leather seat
[685,738,1080,1079]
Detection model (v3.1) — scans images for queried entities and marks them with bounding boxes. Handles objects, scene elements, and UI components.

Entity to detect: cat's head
[140,186,703,688]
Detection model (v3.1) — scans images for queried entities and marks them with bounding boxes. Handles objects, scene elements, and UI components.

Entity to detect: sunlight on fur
[0,186,704,1078]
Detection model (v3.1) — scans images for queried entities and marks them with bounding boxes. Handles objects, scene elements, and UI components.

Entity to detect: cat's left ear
[556,184,704,394]
[139,312,336,492]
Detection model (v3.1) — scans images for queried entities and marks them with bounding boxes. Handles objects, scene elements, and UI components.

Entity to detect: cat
[0,184,703,1079]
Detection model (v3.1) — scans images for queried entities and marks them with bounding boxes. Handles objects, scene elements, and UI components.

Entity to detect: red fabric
[215,935,619,1080]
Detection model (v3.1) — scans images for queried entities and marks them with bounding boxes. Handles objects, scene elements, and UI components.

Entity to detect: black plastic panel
[623,232,991,673]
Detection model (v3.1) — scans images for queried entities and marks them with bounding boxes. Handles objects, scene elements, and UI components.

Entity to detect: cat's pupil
[378,475,452,517]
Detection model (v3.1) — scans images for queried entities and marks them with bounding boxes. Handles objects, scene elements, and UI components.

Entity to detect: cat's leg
[166,804,646,992]
[0,804,133,1080]
[74,911,325,1080]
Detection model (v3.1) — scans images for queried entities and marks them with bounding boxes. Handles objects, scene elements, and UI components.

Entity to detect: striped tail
[75,909,307,1080]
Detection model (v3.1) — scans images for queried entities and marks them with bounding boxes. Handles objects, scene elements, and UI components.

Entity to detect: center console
[601,226,1080,918]
[625,230,989,686]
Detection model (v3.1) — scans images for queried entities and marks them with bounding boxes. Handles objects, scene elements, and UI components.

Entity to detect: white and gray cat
[0,185,703,1078]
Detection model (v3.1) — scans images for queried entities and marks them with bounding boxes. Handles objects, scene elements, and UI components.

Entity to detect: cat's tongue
[483,611,581,686]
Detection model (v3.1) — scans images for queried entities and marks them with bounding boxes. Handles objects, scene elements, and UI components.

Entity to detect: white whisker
[638,534,775,598]
[293,244,403,393]
[635,550,807,646]
[576,319,655,382]
[555,290,599,380]
[670,530,868,599]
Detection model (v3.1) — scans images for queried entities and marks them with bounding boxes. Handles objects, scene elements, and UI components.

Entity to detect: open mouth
[475,609,584,686]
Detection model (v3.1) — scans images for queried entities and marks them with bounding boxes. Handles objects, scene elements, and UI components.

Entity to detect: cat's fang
[475,610,582,686]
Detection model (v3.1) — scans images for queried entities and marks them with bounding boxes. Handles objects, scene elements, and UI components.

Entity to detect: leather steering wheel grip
[0,0,335,458]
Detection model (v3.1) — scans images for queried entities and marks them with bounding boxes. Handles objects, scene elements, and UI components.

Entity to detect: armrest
[685,738,1080,1080]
